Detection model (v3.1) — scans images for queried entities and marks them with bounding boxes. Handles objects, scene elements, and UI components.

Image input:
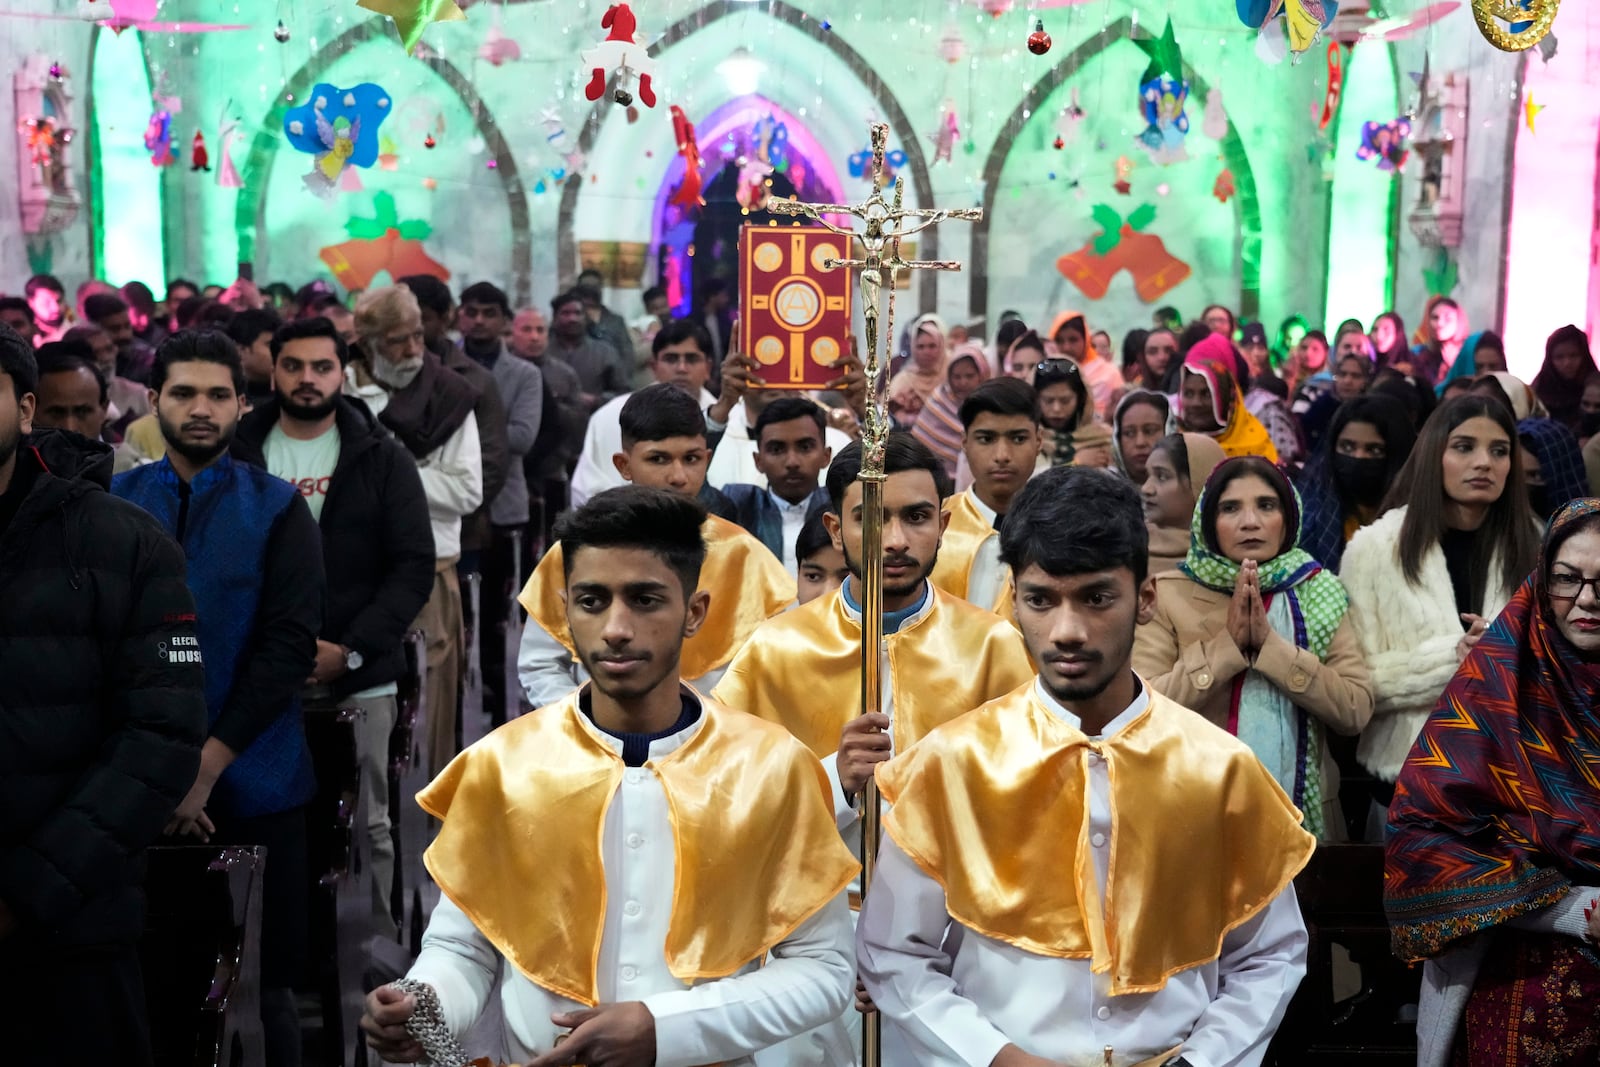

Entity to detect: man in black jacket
[0,325,207,1064]
[237,317,435,946]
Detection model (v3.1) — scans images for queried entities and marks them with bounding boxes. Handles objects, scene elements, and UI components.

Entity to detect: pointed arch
[969,17,1263,321]
[556,0,942,310]
[232,20,533,301]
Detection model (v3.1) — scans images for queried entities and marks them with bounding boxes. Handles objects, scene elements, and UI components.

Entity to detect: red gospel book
[739,225,853,390]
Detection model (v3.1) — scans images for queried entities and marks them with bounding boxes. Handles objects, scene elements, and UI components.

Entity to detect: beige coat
[1132,570,1375,837]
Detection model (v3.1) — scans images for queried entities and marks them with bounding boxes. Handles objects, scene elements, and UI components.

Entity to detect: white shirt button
[1096,1006,1111,1021]
[626,833,644,849]
[1087,751,1102,763]
[626,770,645,785]
[1091,832,1107,848]
[624,900,641,917]
[621,965,638,981]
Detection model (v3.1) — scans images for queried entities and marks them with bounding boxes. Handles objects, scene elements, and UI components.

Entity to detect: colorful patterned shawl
[1386,498,1600,961]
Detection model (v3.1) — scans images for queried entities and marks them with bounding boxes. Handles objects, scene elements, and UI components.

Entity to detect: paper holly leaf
[1090,204,1124,255]
[1127,203,1157,232]
[344,192,433,241]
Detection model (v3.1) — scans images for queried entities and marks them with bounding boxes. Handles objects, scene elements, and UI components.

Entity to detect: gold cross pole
[768,121,980,1067]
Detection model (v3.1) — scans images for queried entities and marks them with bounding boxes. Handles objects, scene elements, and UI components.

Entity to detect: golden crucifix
[768,122,980,1067]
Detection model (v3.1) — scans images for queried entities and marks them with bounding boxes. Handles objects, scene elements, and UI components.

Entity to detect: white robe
[856,680,1309,1067]
[406,713,855,1066]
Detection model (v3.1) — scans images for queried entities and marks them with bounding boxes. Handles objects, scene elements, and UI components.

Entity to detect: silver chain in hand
[390,978,473,1067]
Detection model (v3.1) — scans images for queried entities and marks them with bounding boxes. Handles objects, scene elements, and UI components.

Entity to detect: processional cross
[768,122,980,1067]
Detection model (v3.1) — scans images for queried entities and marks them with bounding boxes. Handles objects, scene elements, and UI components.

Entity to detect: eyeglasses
[1036,358,1080,376]
[1548,572,1600,600]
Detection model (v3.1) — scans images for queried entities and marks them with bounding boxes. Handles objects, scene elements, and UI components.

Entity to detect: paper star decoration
[1133,17,1184,83]
[1524,93,1546,133]
[357,0,466,55]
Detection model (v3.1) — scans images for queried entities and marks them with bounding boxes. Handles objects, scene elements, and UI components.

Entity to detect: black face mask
[1331,454,1388,504]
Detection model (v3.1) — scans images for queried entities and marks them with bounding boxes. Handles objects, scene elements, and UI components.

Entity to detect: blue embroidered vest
[114,456,315,818]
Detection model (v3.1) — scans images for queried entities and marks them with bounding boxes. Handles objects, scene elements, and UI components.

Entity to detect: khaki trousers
[414,556,463,779]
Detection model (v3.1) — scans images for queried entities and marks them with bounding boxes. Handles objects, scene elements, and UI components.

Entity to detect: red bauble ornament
[424,134,436,149]
[1027,19,1052,55]
[1053,136,1064,150]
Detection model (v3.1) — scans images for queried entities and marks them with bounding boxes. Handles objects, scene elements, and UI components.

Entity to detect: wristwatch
[1162,1057,1193,1067]
[342,645,364,672]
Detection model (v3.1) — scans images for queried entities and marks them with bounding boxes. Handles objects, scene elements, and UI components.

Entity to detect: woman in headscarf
[1519,418,1590,521]
[1119,327,1150,384]
[910,341,990,479]
[1386,499,1600,1067]
[1471,372,1548,422]
[999,326,1045,384]
[1048,309,1122,419]
[1033,357,1111,468]
[1111,389,1170,484]
[1436,331,1508,397]
[1531,324,1598,433]
[1134,456,1373,839]
[1370,311,1409,370]
[888,313,948,425]
[1410,296,1467,385]
[1296,394,1418,572]
[1142,432,1227,574]
[1178,334,1280,461]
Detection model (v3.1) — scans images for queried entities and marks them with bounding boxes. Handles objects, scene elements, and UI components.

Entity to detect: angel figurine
[582,4,656,109]
[305,109,362,196]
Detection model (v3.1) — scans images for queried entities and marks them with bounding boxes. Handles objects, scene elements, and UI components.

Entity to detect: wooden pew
[141,845,267,1067]
[1268,844,1418,1065]
[303,702,370,1067]
[390,628,433,955]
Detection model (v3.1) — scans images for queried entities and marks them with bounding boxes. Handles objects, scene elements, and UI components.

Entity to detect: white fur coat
[1339,506,1516,781]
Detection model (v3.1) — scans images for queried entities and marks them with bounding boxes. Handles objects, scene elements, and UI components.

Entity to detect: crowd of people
[4,267,1600,1067]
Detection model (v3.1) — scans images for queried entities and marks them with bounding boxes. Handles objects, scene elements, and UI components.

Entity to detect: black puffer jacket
[237,394,435,697]
[0,430,207,947]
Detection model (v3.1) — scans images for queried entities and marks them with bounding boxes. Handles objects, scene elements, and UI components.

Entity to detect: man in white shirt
[719,397,834,576]
[859,466,1313,1067]
[361,487,856,1066]
[347,285,483,775]
[570,319,717,508]
[518,385,792,708]
[236,316,435,949]
[930,377,1042,614]
[704,351,857,491]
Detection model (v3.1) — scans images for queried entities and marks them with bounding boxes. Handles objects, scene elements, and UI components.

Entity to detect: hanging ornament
[1053,136,1064,150]
[274,19,290,42]
[1355,116,1412,170]
[1056,87,1087,146]
[849,140,908,182]
[1202,89,1228,140]
[1524,93,1546,132]
[581,3,656,108]
[190,130,210,171]
[478,24,522,66]
[1113,155,1134,195]
[1237,0,1336,62]
[357,0,467,56]
[929,99,960,164]
[1133,18,1190,164]
[1213,168,1236,203]
[143,107,176,166]
[1027,18,1052,55]
[1317,42,1343,132]
[751,112,790,172]
[217,111,243,188]
[939,24,966,64]
[423,133,436,148]
[48,61,65,81]
[282,83,393,198]
[669,105,705,209]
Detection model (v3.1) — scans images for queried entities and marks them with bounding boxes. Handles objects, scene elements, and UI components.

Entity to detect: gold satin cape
[929,490,1012,616]
[417,689,859,1006]
[517,513,795,680]
[712,583,1034,758]
[877,682,1315,995]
